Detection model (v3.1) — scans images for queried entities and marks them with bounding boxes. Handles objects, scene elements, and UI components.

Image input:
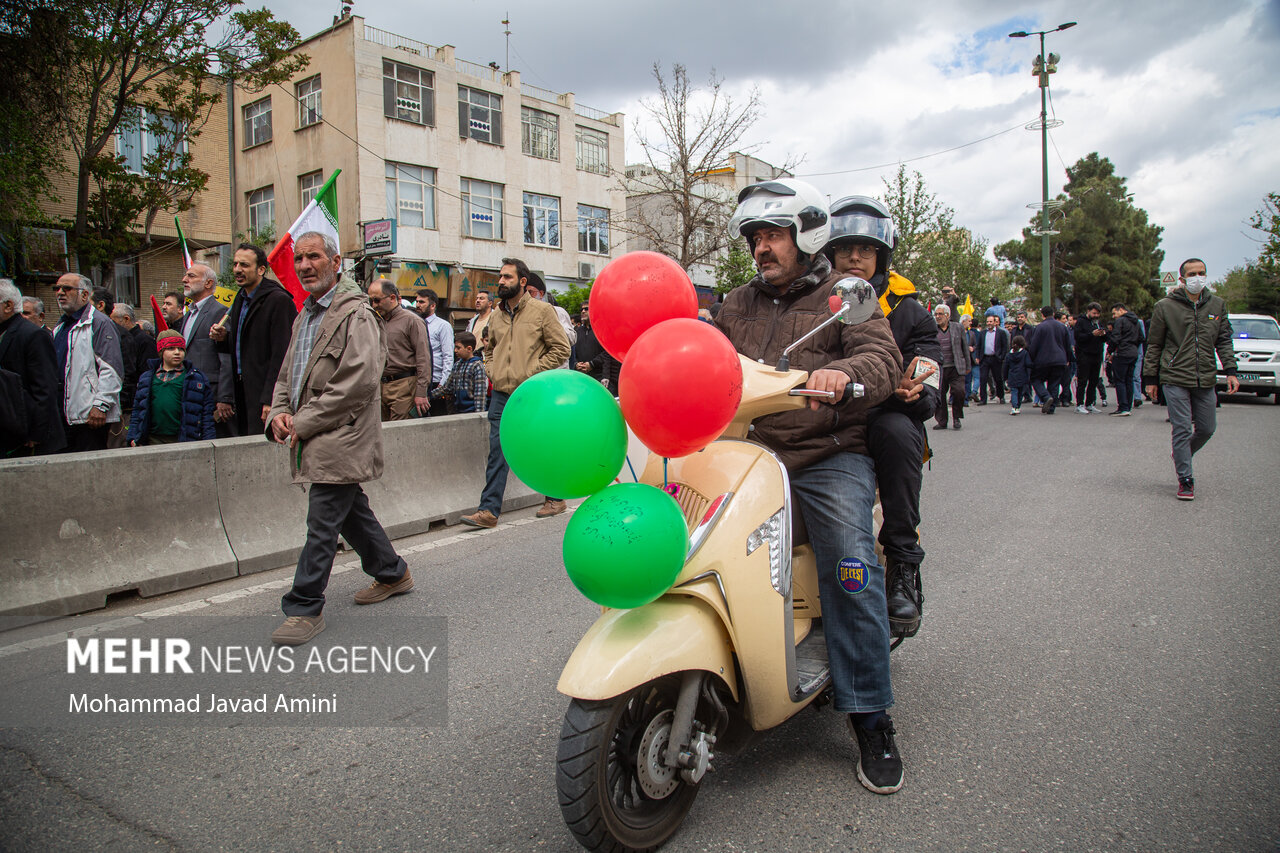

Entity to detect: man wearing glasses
[367,278,431,420]
[50,273,124,452]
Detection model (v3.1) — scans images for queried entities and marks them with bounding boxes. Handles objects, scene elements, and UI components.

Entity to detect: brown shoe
[460,509,497,529]
[536,499,567,518]
[271,614,325,646]
[354,569,414,605]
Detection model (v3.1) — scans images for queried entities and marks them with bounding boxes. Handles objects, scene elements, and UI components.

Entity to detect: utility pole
[1009,22,1076,308]
[502,14,511,73]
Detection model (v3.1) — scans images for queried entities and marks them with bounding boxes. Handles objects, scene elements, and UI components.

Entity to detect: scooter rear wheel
[556,675,700,852]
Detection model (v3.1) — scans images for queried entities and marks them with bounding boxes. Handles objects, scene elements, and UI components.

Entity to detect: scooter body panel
[556,595,738,701]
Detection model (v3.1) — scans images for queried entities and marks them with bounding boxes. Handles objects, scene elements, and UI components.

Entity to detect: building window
[522,193,560,248]
[296,75,322,128]
[114,255,139,307]
[386,162,436,229]
[578,204,609,255]
[461,178,503,240]
[383,60,434,126]
[458,86,502,145]
[243,98,272,148]
[576,126,609,175]
[521,107,558,160]
[248,186,274,235]
[116,107,186,174]
[300,171,324,208]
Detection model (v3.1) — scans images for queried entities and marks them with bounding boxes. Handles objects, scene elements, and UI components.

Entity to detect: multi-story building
[623,152,790,289]
[18,86,231,323]
[231,14,624,325]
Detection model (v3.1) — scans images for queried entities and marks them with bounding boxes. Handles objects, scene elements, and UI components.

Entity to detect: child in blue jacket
[127,329,215,445]
[1003,334,1034,415]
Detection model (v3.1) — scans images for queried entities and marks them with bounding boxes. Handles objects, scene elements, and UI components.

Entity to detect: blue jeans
[790,451,893,713]
[479,389,512,514]
[967,362,982,397]
[1163,385,1216,481]
[1133,346,1144,400]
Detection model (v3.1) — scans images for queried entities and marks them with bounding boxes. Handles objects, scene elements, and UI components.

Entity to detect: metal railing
[362,24,436,57]
[456,58,500,82]
[521,82,561,104]
[574,102,613,123]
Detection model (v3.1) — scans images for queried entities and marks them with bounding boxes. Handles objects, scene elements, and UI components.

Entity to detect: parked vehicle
[555,279,883,852]
[1217,314,1280,403]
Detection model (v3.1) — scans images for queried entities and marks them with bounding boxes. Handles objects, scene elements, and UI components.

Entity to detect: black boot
[885,560,922,637]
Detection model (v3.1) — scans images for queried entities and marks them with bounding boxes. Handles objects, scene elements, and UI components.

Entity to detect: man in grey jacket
[51,274,123,452]
[267,232,412,645]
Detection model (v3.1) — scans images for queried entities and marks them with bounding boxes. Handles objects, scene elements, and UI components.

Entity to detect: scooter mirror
[830,277,877,325]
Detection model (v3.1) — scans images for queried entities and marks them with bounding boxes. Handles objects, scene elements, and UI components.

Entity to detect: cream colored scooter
[555,278,880,852]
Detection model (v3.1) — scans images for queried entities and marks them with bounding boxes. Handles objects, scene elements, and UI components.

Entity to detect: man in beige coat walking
[266,232,412,645]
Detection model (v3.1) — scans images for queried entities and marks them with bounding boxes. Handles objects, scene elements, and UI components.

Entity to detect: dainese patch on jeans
[838,557,869,594]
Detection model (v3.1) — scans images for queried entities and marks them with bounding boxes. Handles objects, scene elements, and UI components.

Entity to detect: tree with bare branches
[621,64,781,274]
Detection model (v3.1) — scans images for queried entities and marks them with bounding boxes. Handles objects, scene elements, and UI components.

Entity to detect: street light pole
[1010,22,1076,309]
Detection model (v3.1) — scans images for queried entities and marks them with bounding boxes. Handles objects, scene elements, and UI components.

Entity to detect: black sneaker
[848,715,904,794]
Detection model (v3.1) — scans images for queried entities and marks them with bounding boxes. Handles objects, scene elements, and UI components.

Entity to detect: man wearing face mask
[1142,258,1238,501]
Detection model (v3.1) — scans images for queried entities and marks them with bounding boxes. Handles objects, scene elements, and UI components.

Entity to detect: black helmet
[826,195,897,285]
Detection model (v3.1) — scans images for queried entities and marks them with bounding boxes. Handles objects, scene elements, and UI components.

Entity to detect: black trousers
[63,423,109,453]
[866,408,925,565]
[1032,364,1068,408]
[281,482,407,617]
[980,356,1005,402]
[1076,353,1103,406]
[934,365,966,426]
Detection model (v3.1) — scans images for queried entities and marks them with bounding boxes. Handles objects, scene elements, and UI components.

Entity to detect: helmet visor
[828,212,894,250]
[729,192,797,238]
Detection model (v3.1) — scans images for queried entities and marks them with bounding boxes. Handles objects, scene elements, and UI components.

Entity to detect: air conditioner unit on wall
[578,262,593,280]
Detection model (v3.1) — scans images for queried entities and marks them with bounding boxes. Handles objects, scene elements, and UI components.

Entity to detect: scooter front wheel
[556,675,700,852]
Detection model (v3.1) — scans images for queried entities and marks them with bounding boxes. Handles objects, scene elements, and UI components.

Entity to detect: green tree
[713,240,754,294]
[1248,192,1280,274]
[552,281,593,317]
[995,152,1164,314]
[880,164,999,303]
[5,0,308,276]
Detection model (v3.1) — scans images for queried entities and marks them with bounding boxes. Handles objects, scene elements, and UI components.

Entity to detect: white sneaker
[1087,405,1101,413]
[1011,407,1019,415]
[1075,405,1089,414]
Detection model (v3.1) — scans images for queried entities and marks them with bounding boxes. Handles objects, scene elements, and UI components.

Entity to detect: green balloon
[500,370,627,499]
[562,483,688,609]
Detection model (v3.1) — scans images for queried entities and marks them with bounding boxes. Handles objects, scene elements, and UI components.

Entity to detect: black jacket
[0,315,66,455]
[976,325,1010,360]
[573,323,620,389]
[216,279,298,435]
[875,273,941,421]
[118,323,154,411]
[1108,311,1143,361]
[1075,314,1107,358]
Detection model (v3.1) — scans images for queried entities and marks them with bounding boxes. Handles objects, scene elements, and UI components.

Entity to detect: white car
[1217,313,1280,403]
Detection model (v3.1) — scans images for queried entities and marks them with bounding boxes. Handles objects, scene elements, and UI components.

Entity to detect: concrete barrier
[0,414,545,631]
[0,443,238,631]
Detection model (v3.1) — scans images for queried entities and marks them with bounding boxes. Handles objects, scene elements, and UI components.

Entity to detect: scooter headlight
[747,507,790,596]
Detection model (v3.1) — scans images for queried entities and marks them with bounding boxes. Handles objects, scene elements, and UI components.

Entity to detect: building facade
[231,15,625,324]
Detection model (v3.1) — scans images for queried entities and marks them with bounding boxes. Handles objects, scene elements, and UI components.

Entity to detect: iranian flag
[174,215,192,268]
[268,169,341,310]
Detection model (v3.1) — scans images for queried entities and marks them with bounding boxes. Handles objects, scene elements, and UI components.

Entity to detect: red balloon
[589,251,698,361]
[619,318,744,458]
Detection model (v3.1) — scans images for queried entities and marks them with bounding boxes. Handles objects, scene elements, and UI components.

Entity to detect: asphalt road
[1,394,1277,852]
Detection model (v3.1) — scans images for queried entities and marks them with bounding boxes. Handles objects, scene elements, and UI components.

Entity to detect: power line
[795,120,1033,178]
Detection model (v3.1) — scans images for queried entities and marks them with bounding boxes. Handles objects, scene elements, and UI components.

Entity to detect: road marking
[0,512,569,660]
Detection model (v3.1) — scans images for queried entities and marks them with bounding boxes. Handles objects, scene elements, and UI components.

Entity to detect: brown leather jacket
[714,255,901,470]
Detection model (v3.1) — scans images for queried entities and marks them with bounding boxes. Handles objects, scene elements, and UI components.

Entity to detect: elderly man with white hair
[179,262,232,435]
[50,273,124,452]
[1,279,64,455]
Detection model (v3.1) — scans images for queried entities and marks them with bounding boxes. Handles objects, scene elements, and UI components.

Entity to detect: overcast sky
[266,0,1279,280]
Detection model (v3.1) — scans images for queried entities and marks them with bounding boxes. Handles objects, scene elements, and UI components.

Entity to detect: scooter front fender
[557,596,739,702]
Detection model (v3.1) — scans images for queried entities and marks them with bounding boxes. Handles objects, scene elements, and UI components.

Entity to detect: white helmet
[728,178,830,256]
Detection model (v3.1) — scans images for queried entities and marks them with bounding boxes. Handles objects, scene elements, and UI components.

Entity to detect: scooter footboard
[557,597,739,702]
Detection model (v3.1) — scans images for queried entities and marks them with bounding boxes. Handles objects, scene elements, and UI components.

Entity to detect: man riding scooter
[824,196,940,641]
[715,179,906,794]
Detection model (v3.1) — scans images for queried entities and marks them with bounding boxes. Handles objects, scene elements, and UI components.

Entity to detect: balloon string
[625,455,638,483]
[663,457,669,489]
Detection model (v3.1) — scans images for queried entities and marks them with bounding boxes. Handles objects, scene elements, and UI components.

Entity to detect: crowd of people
[0,244,621,460]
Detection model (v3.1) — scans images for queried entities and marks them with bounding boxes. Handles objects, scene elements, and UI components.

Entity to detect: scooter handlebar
[787,383,865,401]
